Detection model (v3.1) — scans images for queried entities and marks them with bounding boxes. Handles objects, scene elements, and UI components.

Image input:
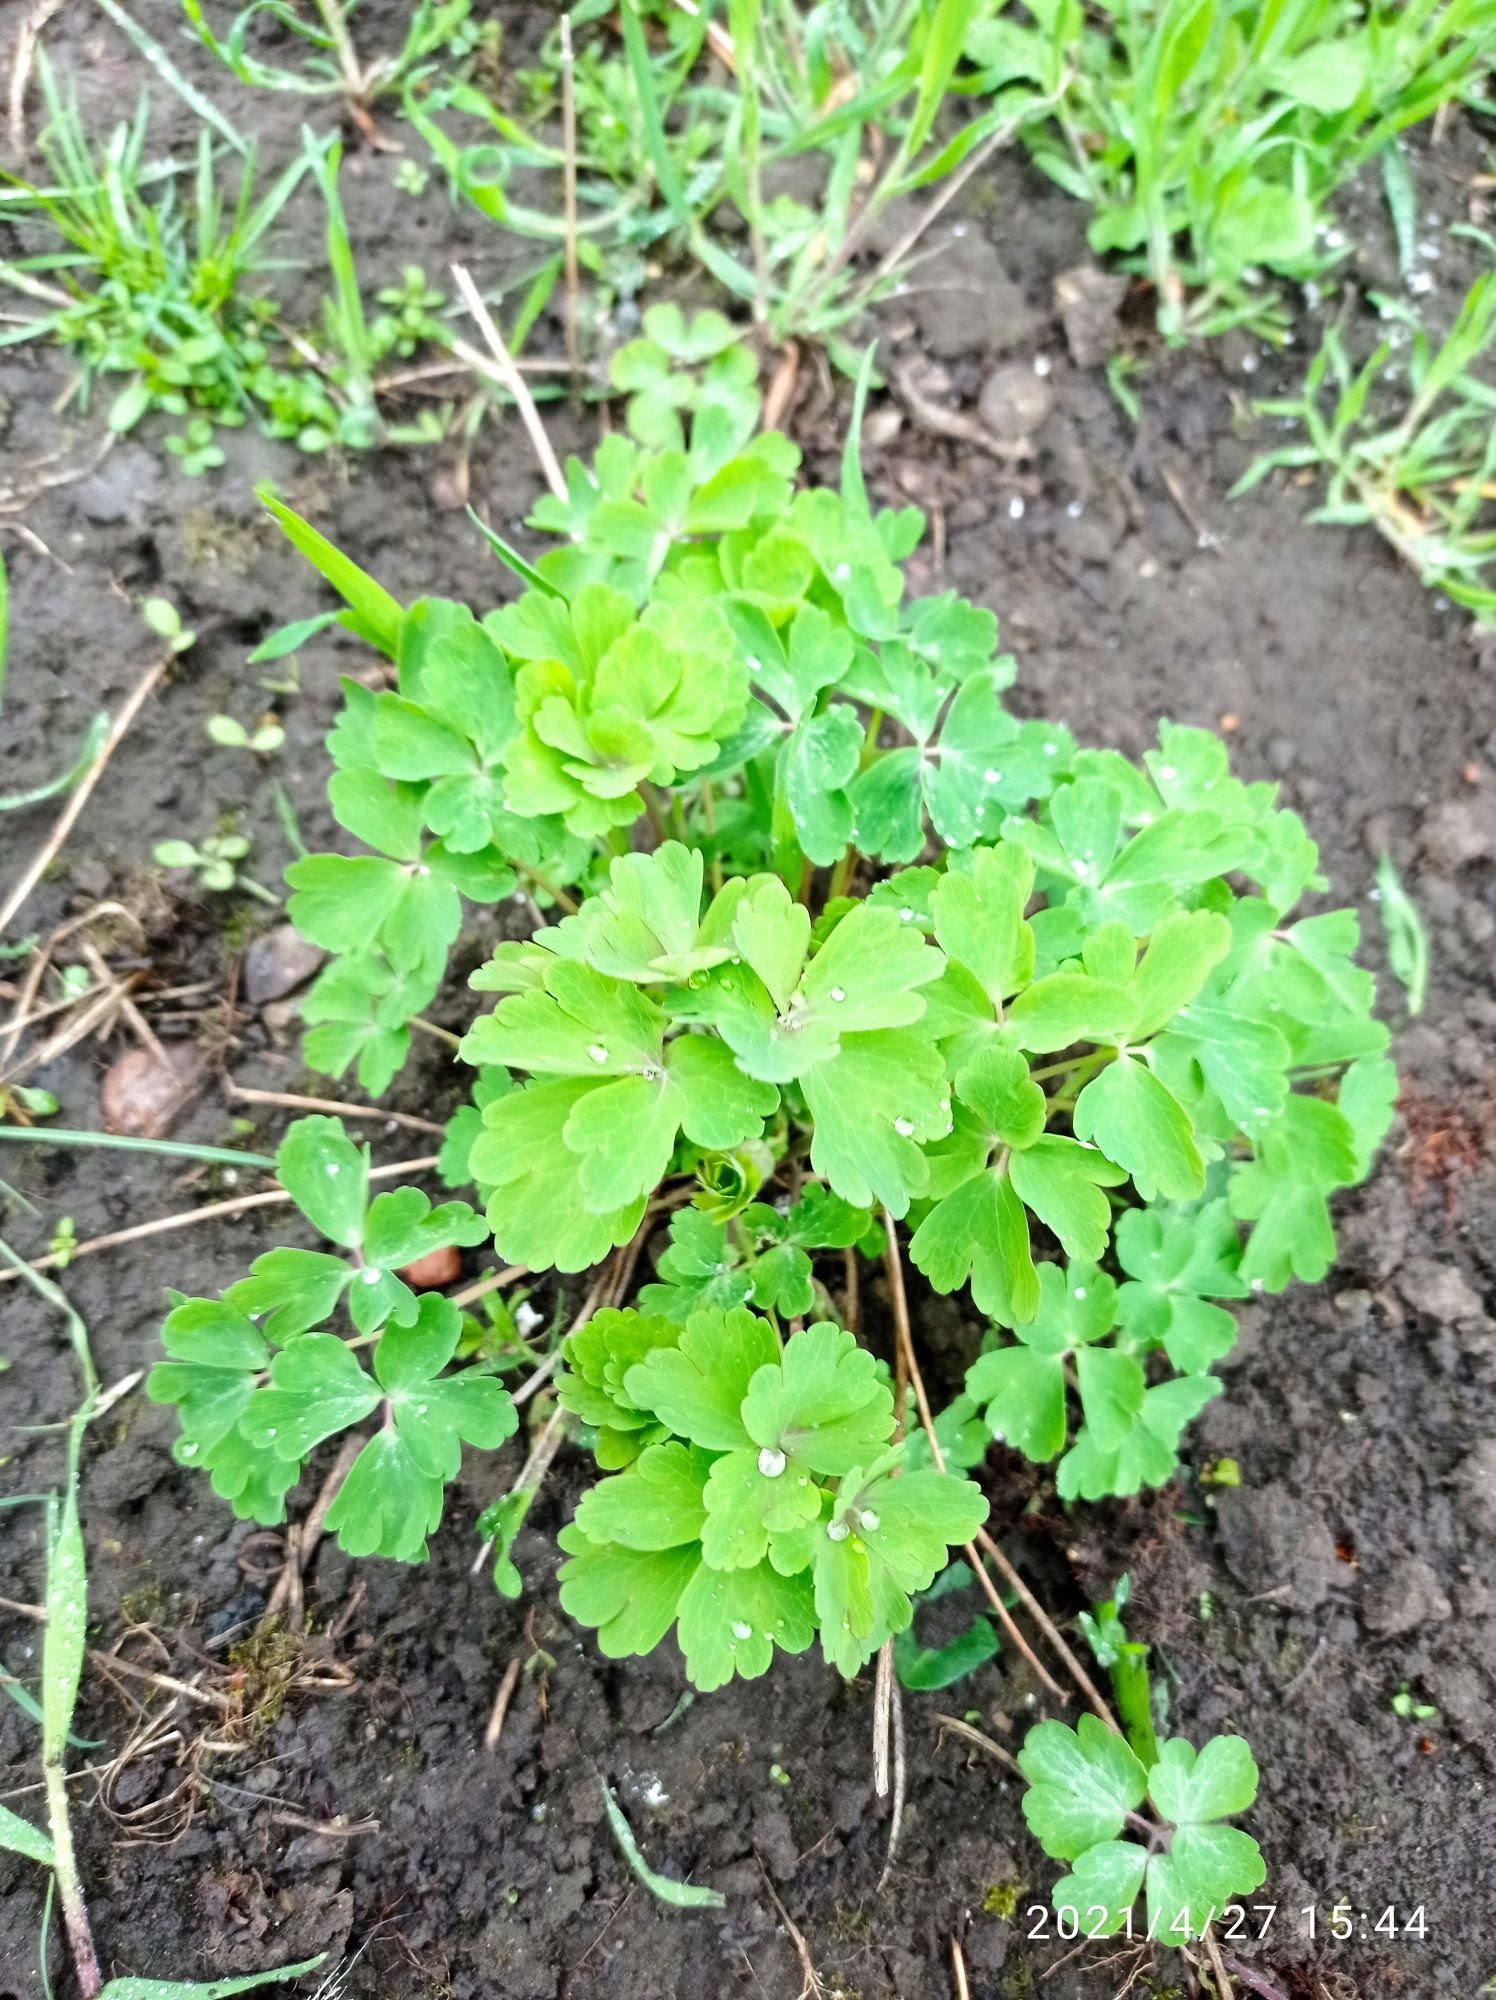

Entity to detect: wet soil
[3,10,1495,1999]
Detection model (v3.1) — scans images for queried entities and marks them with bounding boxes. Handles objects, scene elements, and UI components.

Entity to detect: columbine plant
[150,318,1393,1937]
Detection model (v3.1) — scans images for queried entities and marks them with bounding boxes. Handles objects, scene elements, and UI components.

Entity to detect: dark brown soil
[3,11,1495,2000]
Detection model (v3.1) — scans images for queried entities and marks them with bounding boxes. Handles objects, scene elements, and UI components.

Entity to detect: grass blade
[0,1128,277,1169]
[94,1961,328,2000]
[1375,853,1429,1015]
[90,0,248,155]
[0,713,111,814]
[0,1801,55,1867]
[467,509,568,598]
[599,1781,726,1909]
[257,486,404,657]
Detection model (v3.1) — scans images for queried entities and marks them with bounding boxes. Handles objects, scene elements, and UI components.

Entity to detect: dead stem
[0,653,169,942]
[483,1657,523,1751]
[267,1431,368,1626]
[0,1154,441,1285]
[450,263,568,501]
[224,1079,444,1136]
[879,1209,1073,1708]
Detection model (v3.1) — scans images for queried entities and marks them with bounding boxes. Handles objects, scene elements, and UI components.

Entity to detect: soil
[3,10,1496,2000]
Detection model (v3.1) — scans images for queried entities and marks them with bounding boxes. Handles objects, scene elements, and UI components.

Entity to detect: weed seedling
[206,712,286,756]
[1374,853,1429,1016]
[1234,260,1496,613]
[972,0,1496,338]
[154,832,278,903]
[1391,1680,1439,1721]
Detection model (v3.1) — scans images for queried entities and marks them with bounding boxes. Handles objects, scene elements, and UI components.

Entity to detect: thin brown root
[483,1657,523,1751]
[755,1858,825,2000]
[7,0,67,157]
[267,1431,368,1626]
[874,1672,905,1895]
[932,1709,1025,1781]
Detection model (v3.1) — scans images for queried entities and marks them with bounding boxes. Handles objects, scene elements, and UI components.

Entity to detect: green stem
[697,778,723,899]
[409,1015,462,1052]
[236,874,282,907]
[515,861,580,915]
[1110,1642,1159,1768]
[0,1128,276,1170]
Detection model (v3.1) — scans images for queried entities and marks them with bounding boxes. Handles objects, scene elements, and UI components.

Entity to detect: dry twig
[0,654,169,941]
[450,263,568,501]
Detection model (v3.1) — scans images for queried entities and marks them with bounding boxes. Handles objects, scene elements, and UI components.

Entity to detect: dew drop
[826,1519,850,1542]
[859,1509,880,1532]
[266,1427,278,1439]
[416,1404,428,1416]
[587,1043,610,1064]
[362,1267,382,1284]
[758,1446,787,1478]
[898,906,914,922]
[182,1441,198,1457]
[1043,742,1058,756]
[325,1162,340,1177]
[830,987,846,1002]
[983,768,1002,784]
[731,1620,753,1641]
[893,1117,915,1138]
[1073,1285,1087,1300]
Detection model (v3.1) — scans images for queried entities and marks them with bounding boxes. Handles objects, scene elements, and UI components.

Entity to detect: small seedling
[153,833,278,903]
[140,597,197,654]
[1374,853,1429,1016]
[1078,1575,1159,1766]
[206,712,286,756]
[1019,1716,1265,1938]
[1391,1680,1439,1721]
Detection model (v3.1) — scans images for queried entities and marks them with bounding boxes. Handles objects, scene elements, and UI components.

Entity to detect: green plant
[206,711,285,755]
[969,0,1496,339]
[422,1,1056,368]
[0,67,318,440]
[554,1303,987,1685]
[153,831,278,902]
[0,1238,326,1999]
[1374,852,1429,1016]
[180,0,473,112]
[148,1115,514,1553]
[1391,1679,1439,1720]
[1234,261,1496,618]
[151,355,1391,1724]
[1018,1715,1265,1938]
[1079,1574,1158,1764]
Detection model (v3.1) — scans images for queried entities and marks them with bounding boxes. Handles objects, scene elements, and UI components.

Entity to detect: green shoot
[1391,1680,1439,1721]
[1078,1575,1158,1767]
[1374,853,1429,1016]
[599,1780,727,1909]
[1233,261,1496,615]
